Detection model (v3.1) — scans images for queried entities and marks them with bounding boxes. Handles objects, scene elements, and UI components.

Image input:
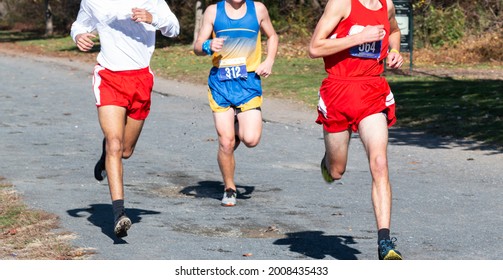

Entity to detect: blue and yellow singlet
[207,0,263,110]
[212,0,261,72]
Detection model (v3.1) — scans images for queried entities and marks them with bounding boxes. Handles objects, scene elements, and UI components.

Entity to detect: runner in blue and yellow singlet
[194,0,278,207]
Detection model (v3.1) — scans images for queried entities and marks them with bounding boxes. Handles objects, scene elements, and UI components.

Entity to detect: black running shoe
[114,213,132,238]
[94,138,106,181]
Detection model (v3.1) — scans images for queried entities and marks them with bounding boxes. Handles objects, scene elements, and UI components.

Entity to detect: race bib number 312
[218,57,248,81]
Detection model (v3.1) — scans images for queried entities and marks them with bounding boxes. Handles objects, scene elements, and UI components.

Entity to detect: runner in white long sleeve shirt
[70,0,179,238]
[71,0,179,70]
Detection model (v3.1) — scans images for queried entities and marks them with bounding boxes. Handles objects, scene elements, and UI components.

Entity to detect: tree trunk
[310,0,322,11]
[193,1,203,44]
[44,0,53,37]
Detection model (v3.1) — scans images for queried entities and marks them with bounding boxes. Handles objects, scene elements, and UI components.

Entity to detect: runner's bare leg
[214,108,237,191]
[358,113,392,230]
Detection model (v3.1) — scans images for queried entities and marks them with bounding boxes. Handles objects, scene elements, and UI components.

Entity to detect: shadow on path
[180,180,255,202]
[273,231,362,260]
[67,204,160,244]
[389,127,503,154]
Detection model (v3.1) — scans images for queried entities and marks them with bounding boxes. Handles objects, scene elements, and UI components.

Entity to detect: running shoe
[378,238,403,260]
[320,154,334,183]
[94,138,106,181]
[114,213,132,238]
[221,189,237,207]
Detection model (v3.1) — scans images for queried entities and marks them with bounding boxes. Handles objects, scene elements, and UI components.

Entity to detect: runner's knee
[219,136,236,154]
[122,147,134,159]
[241,134,261,148]
[106,138,123,157]
[330,166,346,180]
[369,154,388,177]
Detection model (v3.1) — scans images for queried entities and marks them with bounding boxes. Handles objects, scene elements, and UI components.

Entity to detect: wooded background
[0,0,501,53]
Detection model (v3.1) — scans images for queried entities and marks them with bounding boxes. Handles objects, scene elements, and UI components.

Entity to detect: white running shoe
[221,189,237,207]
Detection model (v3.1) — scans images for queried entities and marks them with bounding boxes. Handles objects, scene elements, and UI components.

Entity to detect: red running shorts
[316,76,396,133]
[92,65,154,120]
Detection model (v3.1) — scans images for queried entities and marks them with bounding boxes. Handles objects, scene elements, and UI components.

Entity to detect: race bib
[350,41,382,59]
[348,25,383,59]
[218,57,248,81]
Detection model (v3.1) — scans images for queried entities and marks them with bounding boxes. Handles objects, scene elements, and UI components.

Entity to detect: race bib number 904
[218,57,248,81]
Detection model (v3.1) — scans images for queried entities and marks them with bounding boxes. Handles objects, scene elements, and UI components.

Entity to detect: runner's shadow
[67,204,160,244]
[273,231,361,260]
[180,180,255,201]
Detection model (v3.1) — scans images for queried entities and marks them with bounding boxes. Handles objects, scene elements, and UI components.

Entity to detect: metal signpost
[393,0,413,73]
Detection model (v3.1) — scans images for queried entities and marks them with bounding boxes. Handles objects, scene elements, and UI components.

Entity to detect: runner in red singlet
[309,0,404,260]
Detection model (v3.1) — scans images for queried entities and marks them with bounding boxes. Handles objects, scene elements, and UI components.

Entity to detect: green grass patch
[388,75,503,147]
[0,205,24,228]
[0,30,40,42]
[262,57,326,105]
[152,45,209,85]
[20,36,73,51]
[0,180,18,229]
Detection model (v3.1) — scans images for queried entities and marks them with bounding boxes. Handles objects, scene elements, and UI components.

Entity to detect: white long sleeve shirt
[70,0,179,71]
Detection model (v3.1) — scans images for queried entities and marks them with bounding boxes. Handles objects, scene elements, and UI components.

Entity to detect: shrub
[414,3,465,48]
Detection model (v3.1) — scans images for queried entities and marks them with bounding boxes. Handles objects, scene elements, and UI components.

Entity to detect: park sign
[393,0,413,52]
[393,0,413,71]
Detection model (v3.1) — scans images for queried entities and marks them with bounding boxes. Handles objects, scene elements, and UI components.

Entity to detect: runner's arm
[308,0,385,58]
[193,5,225,56]
[70,2,96,52]
[151,0,180,38]
[255,2,278,78]
[386,0,403,69]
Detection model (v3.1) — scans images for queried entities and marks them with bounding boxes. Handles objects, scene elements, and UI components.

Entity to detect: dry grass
[0,177,94,260]
[412,32,503,66]
[276,32,503,67]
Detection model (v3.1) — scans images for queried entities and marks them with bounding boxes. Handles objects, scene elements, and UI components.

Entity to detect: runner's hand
[211,38,225,53]
[359,25,385,44]
[387,52,404,69]
[132,8,152,24]
[255,61,273,78]
[75,33,96,52]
